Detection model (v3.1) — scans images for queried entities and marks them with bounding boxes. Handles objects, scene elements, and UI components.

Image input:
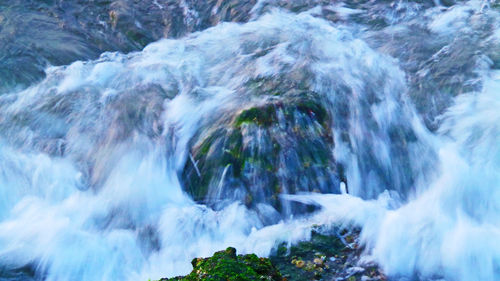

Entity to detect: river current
[0,1,498,280]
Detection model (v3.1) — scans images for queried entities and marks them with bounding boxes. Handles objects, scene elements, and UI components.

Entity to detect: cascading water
[0,0,498,281]
[289,69,500,281]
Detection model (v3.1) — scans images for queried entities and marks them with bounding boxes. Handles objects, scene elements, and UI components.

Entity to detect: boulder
[162,247,283,281]
[182,86,340,216]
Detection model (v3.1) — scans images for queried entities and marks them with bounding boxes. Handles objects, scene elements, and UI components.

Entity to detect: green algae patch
[234,105,277,127]
[162,247,283,281]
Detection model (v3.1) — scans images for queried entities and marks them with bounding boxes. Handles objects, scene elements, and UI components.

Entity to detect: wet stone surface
[162,247,283,281]
[0,0,257,92]
[182,89,340,220]
[269,227,386,281]
[157,226,387,281]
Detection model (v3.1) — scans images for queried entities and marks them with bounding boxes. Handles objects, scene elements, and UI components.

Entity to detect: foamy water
[0,2,498,281]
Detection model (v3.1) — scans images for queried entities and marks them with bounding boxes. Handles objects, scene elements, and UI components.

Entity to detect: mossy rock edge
[161,247,283,281]
[155,227,387,281]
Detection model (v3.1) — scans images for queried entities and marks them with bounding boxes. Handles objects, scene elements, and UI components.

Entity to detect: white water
[0,2,498,281]
[290,70,500,281]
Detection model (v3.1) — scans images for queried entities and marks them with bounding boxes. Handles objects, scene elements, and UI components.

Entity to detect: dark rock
[269,227,386,281]
[181,88,340,218]
[0,264,38,281]
[0,0,257,92]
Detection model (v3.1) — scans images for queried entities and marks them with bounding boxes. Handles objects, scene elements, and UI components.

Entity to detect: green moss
[222,129,244,177]
[246,156,275,172]
[288,232,345,258]
[199,138,212,156]
[234,105,277,127]
[162,247,283,281]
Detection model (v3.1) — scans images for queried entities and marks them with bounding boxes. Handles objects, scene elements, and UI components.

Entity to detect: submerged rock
[0,264,37,281]
[161,247,283,281]
[362,1,499,131]
[253,0,500,131]
[182,86,340,218]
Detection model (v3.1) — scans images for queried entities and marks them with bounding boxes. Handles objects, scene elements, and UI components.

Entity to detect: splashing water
[0,2,499,281]
[290,70,500,281]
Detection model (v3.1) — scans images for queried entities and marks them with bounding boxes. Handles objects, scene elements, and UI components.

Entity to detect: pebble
[295,260,305,268]
[313,258,324,266]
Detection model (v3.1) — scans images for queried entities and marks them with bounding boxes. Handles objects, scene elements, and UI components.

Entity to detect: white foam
[0,5,498,281]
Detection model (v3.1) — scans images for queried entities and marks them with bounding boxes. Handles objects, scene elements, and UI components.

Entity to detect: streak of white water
[0,3,498,281]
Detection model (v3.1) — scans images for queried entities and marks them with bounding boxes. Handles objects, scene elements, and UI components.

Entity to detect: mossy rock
[234,104,277,127]
[270,231,347,281]
[181,91,340,216]
[162,247,283,281]
[269,229,386,281]
[156,228,385,281]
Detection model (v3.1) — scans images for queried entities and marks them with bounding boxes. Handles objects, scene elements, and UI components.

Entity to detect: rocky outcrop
[162,247,283,281]
[0,0,256,92]
[3,0,496,128]
[157,226,386,281]
[182,85,340,218]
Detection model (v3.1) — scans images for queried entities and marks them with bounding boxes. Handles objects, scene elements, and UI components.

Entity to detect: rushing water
[0,1,499,281]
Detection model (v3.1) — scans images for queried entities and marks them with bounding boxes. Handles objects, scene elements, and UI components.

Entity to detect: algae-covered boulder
[182,88,340,218]
[162,247,283,281]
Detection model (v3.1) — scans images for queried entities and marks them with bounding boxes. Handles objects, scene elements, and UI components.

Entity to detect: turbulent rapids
[0,0,499,280]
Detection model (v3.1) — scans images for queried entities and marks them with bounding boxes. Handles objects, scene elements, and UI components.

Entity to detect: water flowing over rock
[0,1,499,281]
[0,0,256,92]
[182,88,339,218]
